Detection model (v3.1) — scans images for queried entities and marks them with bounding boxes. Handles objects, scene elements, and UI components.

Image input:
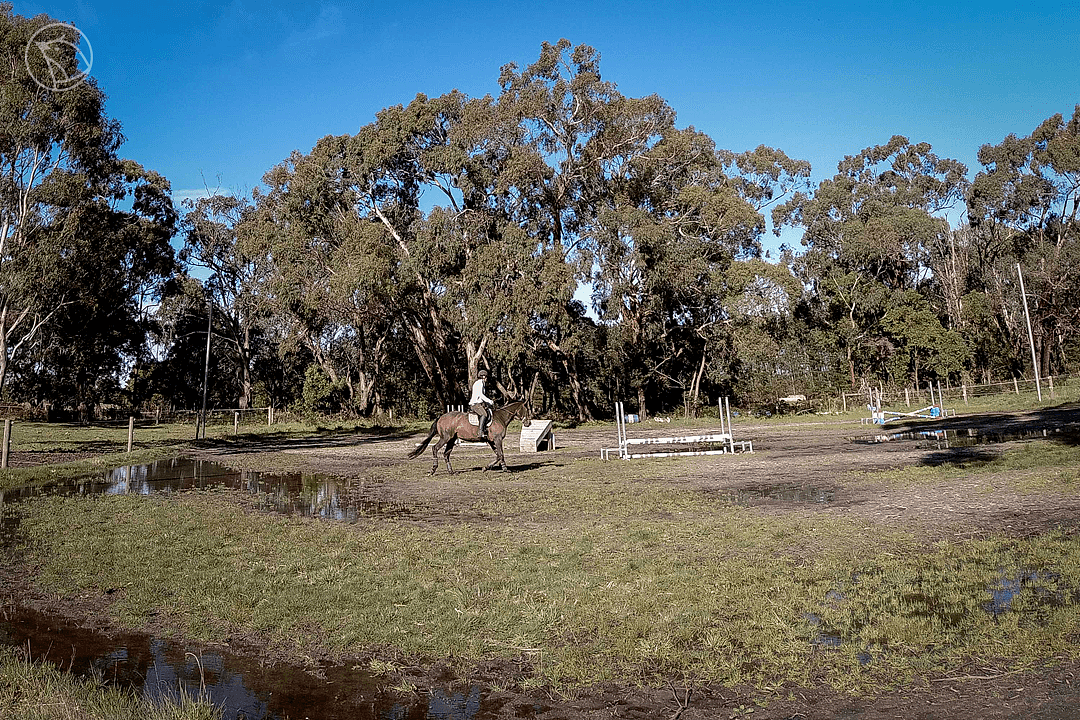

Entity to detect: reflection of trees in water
[93,458,412,522]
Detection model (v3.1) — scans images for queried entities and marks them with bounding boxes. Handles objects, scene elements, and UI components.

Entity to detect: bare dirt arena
[171,403,1080,719]
[202,403,1080,543]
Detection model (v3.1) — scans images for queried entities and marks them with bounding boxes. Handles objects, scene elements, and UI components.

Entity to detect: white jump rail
[862,382,955,425]
[601,398,753,460]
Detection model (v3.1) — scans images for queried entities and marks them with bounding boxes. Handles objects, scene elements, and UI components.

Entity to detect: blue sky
[15,0,1080,255]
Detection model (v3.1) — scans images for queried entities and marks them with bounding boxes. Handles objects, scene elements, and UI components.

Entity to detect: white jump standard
[864,382,955,425]
[601,398,754,460]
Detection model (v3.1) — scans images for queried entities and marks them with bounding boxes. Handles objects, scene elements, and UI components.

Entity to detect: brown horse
[408,400,532,475]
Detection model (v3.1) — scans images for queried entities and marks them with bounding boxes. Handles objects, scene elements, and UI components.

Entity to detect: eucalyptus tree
[0,7,178,407]
[251,136,395,415]
[0,8,124,393]
[588,120,811,415]
[776,136,969,388]
[968,106,1080,377]
[179,194,271,408]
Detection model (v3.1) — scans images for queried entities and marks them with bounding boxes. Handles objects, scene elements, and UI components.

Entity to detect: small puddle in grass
[0,606,490,720]
[983,570,1078,618]
[1,458,416,522]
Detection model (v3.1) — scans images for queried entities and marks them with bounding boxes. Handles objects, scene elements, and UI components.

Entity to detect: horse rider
[469,369,494,439]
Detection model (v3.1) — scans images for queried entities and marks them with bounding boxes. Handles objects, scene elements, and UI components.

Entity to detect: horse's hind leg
[442,438,457,474]
[429,436,446,475]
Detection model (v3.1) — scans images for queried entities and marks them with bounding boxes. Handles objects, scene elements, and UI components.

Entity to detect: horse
[408,400,532,475]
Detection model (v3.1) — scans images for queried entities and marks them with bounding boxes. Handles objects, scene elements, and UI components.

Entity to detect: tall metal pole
[199,294,213,438]
[1016,263,1042,402]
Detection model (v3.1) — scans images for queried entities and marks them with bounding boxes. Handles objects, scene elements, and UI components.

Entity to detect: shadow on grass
[202,424,427,455]
[890,401,1080,468]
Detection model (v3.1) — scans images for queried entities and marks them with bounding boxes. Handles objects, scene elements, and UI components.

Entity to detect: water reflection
[4,458,415,523]
[0,605,493,720]
[855,426,1066,449]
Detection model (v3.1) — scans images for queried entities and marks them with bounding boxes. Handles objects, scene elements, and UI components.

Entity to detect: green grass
[4,405,1080,697]
[859,438,1080,490]
[0,645,222,720]
[10,448,1080,694]
[0,418,430,489]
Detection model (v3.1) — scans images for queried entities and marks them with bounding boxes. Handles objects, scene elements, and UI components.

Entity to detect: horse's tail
[407,420,439,459]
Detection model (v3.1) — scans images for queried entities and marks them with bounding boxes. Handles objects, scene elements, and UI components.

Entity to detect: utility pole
[199,291,213,438]
[1016,263,1042,402]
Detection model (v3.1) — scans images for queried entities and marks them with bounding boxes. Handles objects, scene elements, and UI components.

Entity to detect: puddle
[0,461,510,718]
[723,483,836,505]
[983,570,1076,618]
[854,426,1067,449]
[0,605,490,720]
[1,458,416,523]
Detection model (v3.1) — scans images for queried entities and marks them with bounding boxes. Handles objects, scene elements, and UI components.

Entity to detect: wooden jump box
[520,419,555,452]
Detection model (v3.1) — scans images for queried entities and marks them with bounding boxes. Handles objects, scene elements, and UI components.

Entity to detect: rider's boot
[479,410,490,439]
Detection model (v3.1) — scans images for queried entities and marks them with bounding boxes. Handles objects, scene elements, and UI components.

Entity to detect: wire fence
[838,374,1075,413]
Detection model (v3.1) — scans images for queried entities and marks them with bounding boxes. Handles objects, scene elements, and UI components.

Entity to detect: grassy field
[6,437,1080,696]
[0,417,423,489]
[2,389,1079,714]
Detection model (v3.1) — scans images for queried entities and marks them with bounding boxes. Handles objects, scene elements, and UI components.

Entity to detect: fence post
[841,393,847,413]
[127,416,134,452]
[2,419,10,469]
[268,406,272,426]
[1048,376,1055,399]
[155,408,161,426]
[962,384,968,405]
[905,387,910,407]
[1013,377,1020,395]
[234,411,240,436]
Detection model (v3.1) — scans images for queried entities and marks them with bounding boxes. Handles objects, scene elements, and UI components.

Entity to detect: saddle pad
[468,413,480,426]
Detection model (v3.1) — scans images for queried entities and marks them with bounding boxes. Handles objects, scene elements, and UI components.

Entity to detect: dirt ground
[7,404,1080,719]
[196,402,1080,543]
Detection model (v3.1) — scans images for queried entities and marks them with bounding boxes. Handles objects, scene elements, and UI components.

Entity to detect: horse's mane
[492,400,526,425]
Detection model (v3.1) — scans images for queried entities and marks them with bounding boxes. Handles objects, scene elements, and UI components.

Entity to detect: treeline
[2,11,1077,420]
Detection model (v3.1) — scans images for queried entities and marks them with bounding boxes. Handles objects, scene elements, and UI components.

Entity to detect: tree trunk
[562,354,592,421]
[689,350,707,416]
[405,319,454,407]
[0,303,7,395]
[636,385,648,421]
[239,325,253,409]
[464,335,489,386]
[356,372,375,416]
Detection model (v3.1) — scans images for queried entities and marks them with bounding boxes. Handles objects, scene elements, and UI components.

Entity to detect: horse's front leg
[483,439,500,472]
[485,436,507,472]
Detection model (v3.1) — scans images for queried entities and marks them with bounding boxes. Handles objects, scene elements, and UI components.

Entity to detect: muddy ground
[7,404,1080,719]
